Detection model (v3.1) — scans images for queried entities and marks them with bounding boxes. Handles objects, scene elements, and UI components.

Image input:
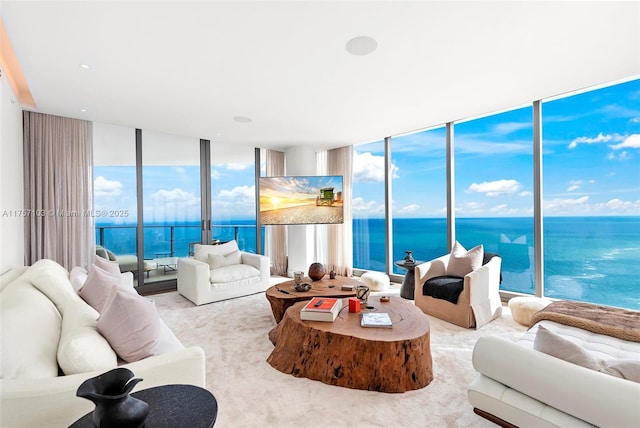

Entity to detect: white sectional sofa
[469,316,640,427]
[0,259,206,428]
[178,240,270,305]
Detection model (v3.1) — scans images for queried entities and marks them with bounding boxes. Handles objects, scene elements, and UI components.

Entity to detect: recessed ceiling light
[346,36,378,56]
[80,108,88,113]
[233,116,252,123]
[79,64,91,69]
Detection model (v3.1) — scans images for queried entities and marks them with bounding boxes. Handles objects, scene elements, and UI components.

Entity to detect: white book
[361,312,393,328]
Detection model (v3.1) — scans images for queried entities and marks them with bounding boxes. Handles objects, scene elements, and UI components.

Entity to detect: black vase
[76,368,149,428]
[404,250,414,264]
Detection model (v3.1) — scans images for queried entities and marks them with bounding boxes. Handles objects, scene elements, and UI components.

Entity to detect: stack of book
[300,297,342,322]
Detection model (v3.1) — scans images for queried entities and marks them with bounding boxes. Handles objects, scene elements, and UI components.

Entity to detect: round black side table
[71,384,217,428]
[395,260,423,300]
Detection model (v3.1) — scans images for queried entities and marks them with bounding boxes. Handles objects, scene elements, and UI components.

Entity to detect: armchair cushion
[446,242,484,277]
[209,264,260,283]
[194,241,239,263]
[423,275,464,303]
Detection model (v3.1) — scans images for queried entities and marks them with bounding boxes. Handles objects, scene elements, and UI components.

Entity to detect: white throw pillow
[97,287,162,363]
[70,266,89,292]
[207,250,242,270]
[0,281,61,379]
[446,241,484,277]
[194,240,240,262]
[57,300,117,375]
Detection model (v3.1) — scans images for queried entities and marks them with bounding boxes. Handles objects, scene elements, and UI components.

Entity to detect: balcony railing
[95,223,257,259]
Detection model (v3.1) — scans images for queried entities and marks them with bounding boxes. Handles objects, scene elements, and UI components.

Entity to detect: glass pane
[352,140,387,271]
[542,79,640,310]
[211,144,257,252]
[391,128,448,273]
[93,123,139,283]
[454,106,534,294]
[143,131,201,283]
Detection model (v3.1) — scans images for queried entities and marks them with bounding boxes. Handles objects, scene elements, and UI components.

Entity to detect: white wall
[0,68,25,273]
[285,145,318,277]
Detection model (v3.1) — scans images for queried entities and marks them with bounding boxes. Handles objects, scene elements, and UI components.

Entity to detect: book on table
[300,297,342,322]
[361,312,393,328]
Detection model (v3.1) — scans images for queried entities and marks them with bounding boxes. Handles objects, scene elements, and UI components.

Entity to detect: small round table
[395,260,423,300]
[70,384,217,428]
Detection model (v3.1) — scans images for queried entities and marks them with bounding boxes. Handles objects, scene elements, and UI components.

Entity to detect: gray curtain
[327,146,353,277]
[265,149,288,276]
[23,111,94,269]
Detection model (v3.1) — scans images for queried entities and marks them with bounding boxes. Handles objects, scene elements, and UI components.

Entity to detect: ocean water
[97,216,640,310]
[354,217,640,310]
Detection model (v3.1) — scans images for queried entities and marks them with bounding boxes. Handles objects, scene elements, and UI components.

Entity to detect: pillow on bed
[534,325,603,370]
[446,241,484,277]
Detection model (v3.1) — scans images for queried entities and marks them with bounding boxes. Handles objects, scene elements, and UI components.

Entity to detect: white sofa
[469,319,640,427]
[177,240,270,305]
[0,259,206,428]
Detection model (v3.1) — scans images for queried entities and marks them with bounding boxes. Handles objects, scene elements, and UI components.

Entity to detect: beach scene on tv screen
[259,176,344,225]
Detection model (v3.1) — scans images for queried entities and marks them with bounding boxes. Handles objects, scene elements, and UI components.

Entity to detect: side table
[395,260,423,300]
[70,384,217,428]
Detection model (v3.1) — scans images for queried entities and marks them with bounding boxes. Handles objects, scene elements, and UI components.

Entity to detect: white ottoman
[360,271,390,292]
[508,296,552,326]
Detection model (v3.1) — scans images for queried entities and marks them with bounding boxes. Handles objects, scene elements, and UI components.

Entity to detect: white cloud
[519,191,532,197]
[214,185,256,209]
[567,185,580,192]
[468,179,522,197]
[352,197,384,214]
[211,169,221,180]
[397,204,420,214]
[492,121,531,134]
[353,151,399,183]
[150,188,199,206]
[568,132,622,149]
[226,163,251,171]
[94,176,123,198]
[544,196,589,213]
[610,134,640,150]
[599,198,640,213]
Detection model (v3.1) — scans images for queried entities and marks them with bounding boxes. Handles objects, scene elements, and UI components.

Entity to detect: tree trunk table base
[265,276,360,323]
[267,296,433,393]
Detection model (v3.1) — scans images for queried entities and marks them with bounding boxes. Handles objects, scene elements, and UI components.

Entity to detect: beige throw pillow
[446,241,484,277]
[534,325,640,383]
[207,250,242,270]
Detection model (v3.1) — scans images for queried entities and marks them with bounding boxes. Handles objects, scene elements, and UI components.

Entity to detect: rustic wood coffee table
[267,296,433,393]
[265,276,360,323]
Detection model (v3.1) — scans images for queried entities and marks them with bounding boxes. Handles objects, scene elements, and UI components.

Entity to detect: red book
[302,297,339,312]
[300,297,342,322]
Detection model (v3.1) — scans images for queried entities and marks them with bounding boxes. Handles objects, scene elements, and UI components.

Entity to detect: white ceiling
[2,1,639,154]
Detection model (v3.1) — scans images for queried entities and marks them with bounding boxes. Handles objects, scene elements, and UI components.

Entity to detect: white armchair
[177,240,270,305]
[414,248,502,329]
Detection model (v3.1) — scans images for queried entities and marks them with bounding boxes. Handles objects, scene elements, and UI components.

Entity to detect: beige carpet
[152,285,527,428]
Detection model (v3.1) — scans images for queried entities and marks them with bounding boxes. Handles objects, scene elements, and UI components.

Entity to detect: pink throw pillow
[92,254,121,277]
[78,264,122,312]
[97,287,162,363]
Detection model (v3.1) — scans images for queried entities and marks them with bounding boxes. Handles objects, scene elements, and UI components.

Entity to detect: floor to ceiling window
[142,130,201,283]
[210,144,257,252]
[352,140,387,272]
[390,127,448,273]
[454,106,535,294]
[542,79,640,309]
[93,123,140,283]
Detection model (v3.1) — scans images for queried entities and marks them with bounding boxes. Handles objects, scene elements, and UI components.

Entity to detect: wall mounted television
[259,175,344,225]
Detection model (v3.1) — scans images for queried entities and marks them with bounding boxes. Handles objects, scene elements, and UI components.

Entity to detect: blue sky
[95,79,639,223]
[353,78,640,218]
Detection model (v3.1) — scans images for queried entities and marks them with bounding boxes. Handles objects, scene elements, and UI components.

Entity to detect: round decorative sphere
[308,263,326,281]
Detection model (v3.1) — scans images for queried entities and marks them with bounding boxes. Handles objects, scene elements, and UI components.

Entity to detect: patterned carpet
[152,285,526,428]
